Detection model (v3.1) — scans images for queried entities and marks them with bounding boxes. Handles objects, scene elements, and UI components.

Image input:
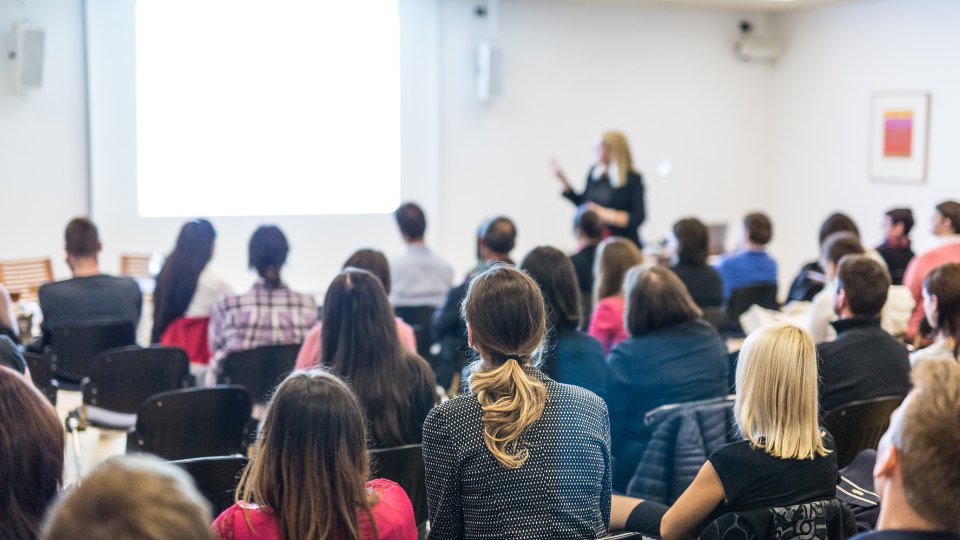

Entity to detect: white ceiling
[551,0,868,12]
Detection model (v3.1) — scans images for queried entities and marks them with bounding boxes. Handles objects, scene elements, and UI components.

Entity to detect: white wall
[0,0,88,279]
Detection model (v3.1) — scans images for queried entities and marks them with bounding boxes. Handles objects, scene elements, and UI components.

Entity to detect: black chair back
[82,346,191,414]
[23,351,58,405]
[46,322,137,382]
[822,395,906,469]
[172,455,249,515]
[129,386,253,461]
[217,343,301,404]
[723,283,779,335]
[369,444,428,527]
[394,305,438,364]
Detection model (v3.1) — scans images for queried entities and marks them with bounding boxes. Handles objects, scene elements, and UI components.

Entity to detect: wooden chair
[0,258,53,303]
[120,255,154,278]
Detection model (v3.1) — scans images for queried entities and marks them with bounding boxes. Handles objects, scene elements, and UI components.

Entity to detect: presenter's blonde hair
[602,131,634,188]
[735,322,829,460]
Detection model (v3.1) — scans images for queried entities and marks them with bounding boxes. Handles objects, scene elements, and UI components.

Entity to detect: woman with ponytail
[422,265,611,539]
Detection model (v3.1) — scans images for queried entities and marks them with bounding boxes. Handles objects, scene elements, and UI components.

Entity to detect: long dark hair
[924,263,960,360]
[320,269,432,447]
[237,370,378,540]
[519,246,580,331]
[343,249,391,294]
[151,220,216,343]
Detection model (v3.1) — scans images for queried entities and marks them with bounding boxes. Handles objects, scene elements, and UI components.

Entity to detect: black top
[670,262,724,308]
[709,432,838,516]
[540,325,607,400]
[563,169,646,248]
[817,318,912,413]
[852,531,960,540]
[571,244,598,294]
[423,367,611,540]
[37,275,142,349]
[787,261,826,303]
[0,335,26,374]
[876,243,915,286]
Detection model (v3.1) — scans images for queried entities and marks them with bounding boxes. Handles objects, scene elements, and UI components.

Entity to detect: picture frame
[869,91,930,184]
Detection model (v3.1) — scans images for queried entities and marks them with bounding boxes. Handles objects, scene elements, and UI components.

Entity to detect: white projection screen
[135,0,401,217]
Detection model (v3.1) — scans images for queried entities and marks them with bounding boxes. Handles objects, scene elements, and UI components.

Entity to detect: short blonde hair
[601,131,634,188]
[735,322,828,460]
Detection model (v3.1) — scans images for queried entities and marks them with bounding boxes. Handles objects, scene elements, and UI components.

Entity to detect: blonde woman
[423,265,611,539]
[552,131,646,247]
[588,237,643,355]
[610,323,838,538]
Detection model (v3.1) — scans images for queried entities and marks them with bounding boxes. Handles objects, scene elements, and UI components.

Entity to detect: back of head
[935,201,960,234]
[819,213,859,245]
[673,218,709,265]
[519,246,581,330]
[395,203,427,240]
[238,370,374,540]
[463,265,548,469]
[625,266,701,337]
[42,455,210,540]
[601,131,634,187]
[837,255,890,318]
[735,323,826,460]
[821,232,865,266]
[152,219,217,342]
[480,217,517,255]
[885,208,914,236]
[249,225,289,284]
[575,209,604,242]
[923,263,960,359]
[594,237,643,300]
[0,366,64,540]
[343,249,391,295]
[65,217,99,258]
[744,213,773,246]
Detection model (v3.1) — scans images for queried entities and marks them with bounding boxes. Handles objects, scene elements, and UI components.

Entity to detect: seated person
[904,200,960,340]
[570,209,604,327]
[787,213,860,303]
[669,218,723,308]
[807,232,866,343]
[817,255,911,413]
[389,202,453,309]
[876,208,916,286]
[213,370,417,540]
[611,323,837,538]
[852,360,960,540]
[588,237,643,355]
[207,225,317,385]
[519,246,607,399]
[911,263,960,364]
[715,212,777,301]
[36,218,141,351]
[42,455,211,540]
[607,266,729,491]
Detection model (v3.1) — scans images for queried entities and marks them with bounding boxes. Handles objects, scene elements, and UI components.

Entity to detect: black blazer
[563,168,646,247]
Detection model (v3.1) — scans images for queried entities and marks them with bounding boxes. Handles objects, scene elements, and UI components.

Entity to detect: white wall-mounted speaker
[11,22,46,91]
[734,35,784,63]
[476,41,504,104]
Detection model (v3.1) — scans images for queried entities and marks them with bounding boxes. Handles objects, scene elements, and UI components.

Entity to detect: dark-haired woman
[912,263,960,364]
[152,219,232,365]
[423,265,610,539]
[520,246,607,399]
[606,266,729,491]
[212,370,418,540]
[0,366,64,540]
[669,218,723,308]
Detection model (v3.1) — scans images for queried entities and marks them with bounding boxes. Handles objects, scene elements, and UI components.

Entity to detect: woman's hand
[550,158,572,192]
[585,202,630,228]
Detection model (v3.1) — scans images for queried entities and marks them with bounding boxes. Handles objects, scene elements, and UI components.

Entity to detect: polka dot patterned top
[423,366,611,540]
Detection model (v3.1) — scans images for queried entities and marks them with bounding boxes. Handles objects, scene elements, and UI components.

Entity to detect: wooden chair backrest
[0,258,54,303]
[120,255,153,278]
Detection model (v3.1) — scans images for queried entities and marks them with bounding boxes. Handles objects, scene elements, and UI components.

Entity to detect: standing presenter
[553,131,646,248]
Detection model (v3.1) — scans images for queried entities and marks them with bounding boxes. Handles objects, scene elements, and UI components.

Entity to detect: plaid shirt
[206,278,318,384]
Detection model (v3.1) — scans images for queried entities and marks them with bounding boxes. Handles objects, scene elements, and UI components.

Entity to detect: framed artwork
[870,91,930,183]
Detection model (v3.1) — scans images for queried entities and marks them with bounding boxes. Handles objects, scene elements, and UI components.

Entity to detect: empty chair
[23,351,58,405]
[822,395,906,468]
[128,386,253,461]
[172,455,248,516]
[46,322,137,383]
[723,283,779,335]
[217,343,301,404]
[0,257,53,303]
[370,444,428,529]
[394,305,438,363]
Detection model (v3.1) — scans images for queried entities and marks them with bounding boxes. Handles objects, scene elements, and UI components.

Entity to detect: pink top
[588,296,629,355]
[294,318,418,370]
[212,479,417,540]
[903,240,960,339]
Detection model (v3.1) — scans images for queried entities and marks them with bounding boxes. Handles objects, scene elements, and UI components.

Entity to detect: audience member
[570,209,605,328]
[0,283,18,343]
[911,263,960,365]
[904,201,960,339]
[607,265,729,490]
[716,212,777,301]
[389,203,454,308]
[207,225,317,385]
[151,219,232,365]
[807,232,866,344]
[296,269,435,447]
[611,323,837,538]
[817,255,911,412]
[519,246,607,398]
[0,366,64,540]
[787,212,860,302]
[669,218,723,308]
[588,236,643,355]
[432,216,516,390]
[213,370,417,540]
[877,208,916,286]
[36,217,142,350]
[852,360,960,539]
[423,265,610,539]
[42,455,211,540]
[295,249,417,368]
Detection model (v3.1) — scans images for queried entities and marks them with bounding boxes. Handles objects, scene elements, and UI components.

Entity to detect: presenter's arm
[552,159,587,205]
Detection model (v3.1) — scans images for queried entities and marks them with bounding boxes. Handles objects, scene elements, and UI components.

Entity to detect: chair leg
[66,416,84,485]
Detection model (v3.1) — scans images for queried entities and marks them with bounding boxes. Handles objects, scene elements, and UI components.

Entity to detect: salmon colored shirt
[588,296,629,355]
[903,238,960,339]
[294,318,418,370]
